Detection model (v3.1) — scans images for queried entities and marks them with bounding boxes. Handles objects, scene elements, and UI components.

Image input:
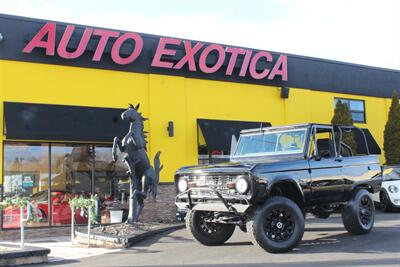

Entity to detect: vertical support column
[0,191,2,230]
[0,99,4,230]
[48,144,52,226]
[91,145,96,224]
[87,206,91,248]
[20,206,24,248]
[91,144,95,195]
[71,207,75,244]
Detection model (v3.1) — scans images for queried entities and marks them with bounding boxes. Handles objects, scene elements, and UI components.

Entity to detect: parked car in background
[175,124,382,253]
[2,191,88,228]
[373,166,400,211]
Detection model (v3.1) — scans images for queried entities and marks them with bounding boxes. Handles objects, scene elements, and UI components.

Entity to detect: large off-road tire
[247,196,305,253]
[380,190,394,212]
[186,210,235,246]
[342,189,375,235]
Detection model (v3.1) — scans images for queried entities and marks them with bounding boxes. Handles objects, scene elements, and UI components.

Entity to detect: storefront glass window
[94,145,129,224]
[50,144,93,225]
[1,142,131,228]
[2,142,49,228]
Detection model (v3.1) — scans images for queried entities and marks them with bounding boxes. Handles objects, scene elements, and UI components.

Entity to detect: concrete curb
[0,245,50,266]
[74,223,185,249]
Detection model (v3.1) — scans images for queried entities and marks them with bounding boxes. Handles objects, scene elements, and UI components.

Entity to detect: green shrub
[384,90,400,165]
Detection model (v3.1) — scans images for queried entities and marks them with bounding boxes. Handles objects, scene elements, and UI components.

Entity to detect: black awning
[198,119,271,152]
[353,128,381,155]
[4,102,130,142]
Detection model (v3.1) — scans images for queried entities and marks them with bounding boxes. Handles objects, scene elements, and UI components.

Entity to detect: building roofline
[0,13,399,99]
[0,13,398,74]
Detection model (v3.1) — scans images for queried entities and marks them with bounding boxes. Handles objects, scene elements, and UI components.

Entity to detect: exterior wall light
[168,121,174,137]
[281,87,290,99]
[0,33,3,42]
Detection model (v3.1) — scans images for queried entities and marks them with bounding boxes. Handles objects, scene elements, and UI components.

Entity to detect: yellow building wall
[0,61,3,184]
[148,75,188,181]
[0,59,392,183]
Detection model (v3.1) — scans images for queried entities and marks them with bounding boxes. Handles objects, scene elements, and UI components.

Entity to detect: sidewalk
[0,236,121,263]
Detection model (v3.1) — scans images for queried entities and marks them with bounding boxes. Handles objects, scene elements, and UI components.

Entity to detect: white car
[373,167,400,211]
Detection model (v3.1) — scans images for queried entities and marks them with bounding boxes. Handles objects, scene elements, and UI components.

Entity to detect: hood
[176,154,307,176]
[176,161,255,175]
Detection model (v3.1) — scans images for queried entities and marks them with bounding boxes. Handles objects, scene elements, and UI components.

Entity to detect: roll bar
[335,125,370,155]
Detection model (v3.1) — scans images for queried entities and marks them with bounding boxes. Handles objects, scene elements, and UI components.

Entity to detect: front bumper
[175,188,250,214]
[388,193,400,207]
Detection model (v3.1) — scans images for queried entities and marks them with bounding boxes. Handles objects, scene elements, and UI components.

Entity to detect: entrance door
[308,126,344,203]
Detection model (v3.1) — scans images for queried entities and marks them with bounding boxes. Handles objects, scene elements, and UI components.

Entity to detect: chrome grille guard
[175,187,250,214]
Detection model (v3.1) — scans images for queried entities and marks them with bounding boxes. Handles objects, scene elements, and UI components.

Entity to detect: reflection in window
[2,143,49,228]
[334,98,366,123]
[50,144,93,225]
[94,146,127,196]
[1,142,130,228]
[94,146,129,224]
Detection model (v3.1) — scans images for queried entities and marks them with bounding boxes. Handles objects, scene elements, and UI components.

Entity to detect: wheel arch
[344,184,376,207]
[379,187,395,205]
[268,179,305,207]
[351,184,375,195]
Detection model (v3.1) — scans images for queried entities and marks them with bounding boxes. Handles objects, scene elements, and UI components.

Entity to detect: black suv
[175,124,382,253]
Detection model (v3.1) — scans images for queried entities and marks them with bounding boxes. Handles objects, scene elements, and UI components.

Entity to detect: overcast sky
[1,0,399,70]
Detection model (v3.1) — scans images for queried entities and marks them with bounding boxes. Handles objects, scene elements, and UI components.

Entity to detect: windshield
[383,168,400,181]
[232,128,307,158]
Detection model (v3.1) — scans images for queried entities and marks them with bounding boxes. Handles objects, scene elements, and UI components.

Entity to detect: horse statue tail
[151,151,163,200]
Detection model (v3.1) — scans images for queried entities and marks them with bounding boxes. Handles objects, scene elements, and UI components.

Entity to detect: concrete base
[74,223,184,249]
[0,246,50,266]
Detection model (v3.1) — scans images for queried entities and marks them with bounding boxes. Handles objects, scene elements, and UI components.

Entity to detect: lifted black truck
[175,124,382,253]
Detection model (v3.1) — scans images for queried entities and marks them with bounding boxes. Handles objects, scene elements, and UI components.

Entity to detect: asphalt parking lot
[43,211,400,267]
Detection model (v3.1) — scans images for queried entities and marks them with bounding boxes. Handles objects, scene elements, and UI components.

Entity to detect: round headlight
[235,177,249,194]
[177,178,188,192]
[388,185,399,194]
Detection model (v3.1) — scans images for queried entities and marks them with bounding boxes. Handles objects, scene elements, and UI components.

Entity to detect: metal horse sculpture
[112,104,163,223]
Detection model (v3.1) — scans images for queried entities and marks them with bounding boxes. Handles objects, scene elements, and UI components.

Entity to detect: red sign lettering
[173,41,203,71]
[57,25,93,59]
[249,51,273,80]
[199,44,225,74]
[92,29,120,61]
[111,32,143,65]
[22,22,288,81]
[269,55,288,81]
[225,47,246,75]
[23,22,56,55]
[151,38,181,68]
[239,50,252,77]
